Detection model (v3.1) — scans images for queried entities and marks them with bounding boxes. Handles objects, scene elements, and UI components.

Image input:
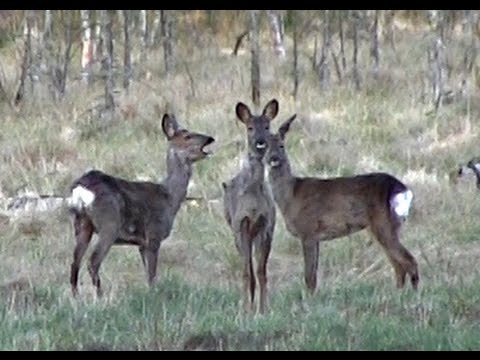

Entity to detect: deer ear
[162,113,179,139]
[235,102,252,124]
[262,99,279,121]
[279,114,297,139]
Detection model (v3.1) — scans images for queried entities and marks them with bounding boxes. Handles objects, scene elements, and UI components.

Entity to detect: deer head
[162,114,215,164]
[235,99,279,159]
[266,114,297,169]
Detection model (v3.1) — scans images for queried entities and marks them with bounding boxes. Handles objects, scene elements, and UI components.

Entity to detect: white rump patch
[67,185,95,210]
[391,190,413,218]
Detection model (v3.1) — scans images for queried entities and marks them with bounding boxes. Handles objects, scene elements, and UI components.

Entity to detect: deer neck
[244,152,266,184]
[267,157,294,212]
[163,149,192,214]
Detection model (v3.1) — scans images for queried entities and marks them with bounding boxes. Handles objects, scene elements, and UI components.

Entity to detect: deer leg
[302,239,319,295]
[256,231,272,314]
[139,246,147,270]
[392,243,419,290]
[239,217,255,313]
[370,218,419,290]
[70,215,94,297]
[88,227,117,298]
[143,239,161,287]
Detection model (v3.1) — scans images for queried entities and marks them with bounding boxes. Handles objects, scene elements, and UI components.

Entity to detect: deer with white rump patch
[222,99,278,313]
[67,113,214,297]
[455,157,480,189]
[265,114,419,294]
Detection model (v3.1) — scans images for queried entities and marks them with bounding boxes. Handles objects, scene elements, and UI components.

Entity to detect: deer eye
[280,144,284,149]
[265,126,269,130]
[185,134,192,140]
[247,127,253,131]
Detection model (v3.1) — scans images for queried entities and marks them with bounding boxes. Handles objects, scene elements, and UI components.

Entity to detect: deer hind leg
[87,225,118,298]
[70,215,94,297]
[302,239,319,295]
[370,215,419,290]
[239,217,255,313]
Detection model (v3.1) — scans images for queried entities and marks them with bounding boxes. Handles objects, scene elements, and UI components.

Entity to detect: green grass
[1,18,480,350]
[0,274,479,350]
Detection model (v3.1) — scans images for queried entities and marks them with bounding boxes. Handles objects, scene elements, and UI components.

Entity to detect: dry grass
[0,19,480,350]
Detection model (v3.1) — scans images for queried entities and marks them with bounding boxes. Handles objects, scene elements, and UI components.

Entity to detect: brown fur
[222,99,278,313]
[266,115,419,294]
[68,113,214,297]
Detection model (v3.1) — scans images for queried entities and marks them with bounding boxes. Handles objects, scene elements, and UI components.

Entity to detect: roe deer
[455,157,480,189]
[265,115,419,294]
[222,99,278,313]
[67,113,215,297]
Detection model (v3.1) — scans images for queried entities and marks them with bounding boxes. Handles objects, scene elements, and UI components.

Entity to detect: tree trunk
[370,10,380,80]
[161,10,176,75]
[57,11,74,99]
[103,10,115,111]
[330,13,343,84]
[383,10,396,53]
[149,10,161,48]
[292,10,299,98]
[250,10,261,108]
[14,10,34,106]
[139,10,148,49]
[43,10,52,44]
[94,10,104,63]
[432,38,446,110]
[80,10,93,85]
[38,10,52,77]
[317,10,332,89]
[463,10,477,74]
[45,11,74,101]
[267,10,286,58]
[123,10,132,91]
[338,11,347,72]
[351,10,361,90]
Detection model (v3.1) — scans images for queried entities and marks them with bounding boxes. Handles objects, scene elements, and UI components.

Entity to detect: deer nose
[206,136,215,144]
[255,140,266,149]
[269,155,281,167]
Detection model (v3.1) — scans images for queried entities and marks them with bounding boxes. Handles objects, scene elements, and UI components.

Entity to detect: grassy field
[1,18,480,350]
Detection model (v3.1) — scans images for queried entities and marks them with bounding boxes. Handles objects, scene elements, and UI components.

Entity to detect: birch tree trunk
[463,10,477,74]
[94,10,104,63]
[14,10,34,106]
[149,10,161,48]
[267,10,286,58]
[123,10,132,91]
[351,10,361,90]
[317,10,332,89]
[80,10,93,85]
[250,10,261,108]
[38,10,52,77]
[432,38,446,110]
[57,11,74,99]
[370,10,380,80]
[103,10,115,111]
[43,10,52,44]
[383,10,396,53]
[45,11,74,101]
[161,10,176,75]
[292,10,299,98]
[338,11,347,72]
[139,10,148,49]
